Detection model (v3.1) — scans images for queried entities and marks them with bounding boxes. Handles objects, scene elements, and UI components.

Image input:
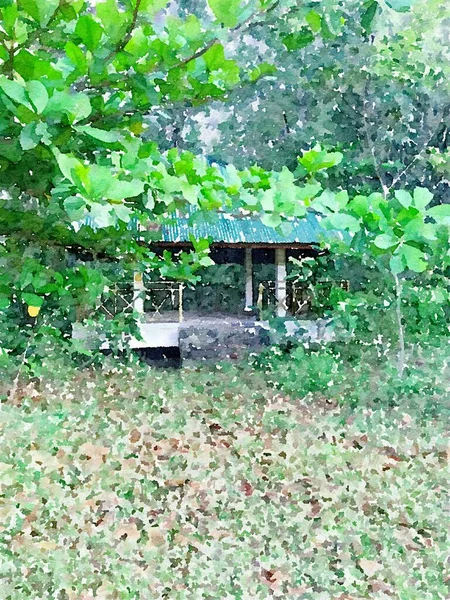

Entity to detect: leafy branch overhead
[0,0,446,322]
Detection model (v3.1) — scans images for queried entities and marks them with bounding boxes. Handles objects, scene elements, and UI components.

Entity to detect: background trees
[1,0,449,361]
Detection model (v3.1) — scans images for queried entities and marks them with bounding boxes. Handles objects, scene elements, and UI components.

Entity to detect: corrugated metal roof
[160,211,335,245]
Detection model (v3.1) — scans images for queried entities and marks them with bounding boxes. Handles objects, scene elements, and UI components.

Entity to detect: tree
[173,0,450,203]
[0,0,347,325]
[308,176,450,377]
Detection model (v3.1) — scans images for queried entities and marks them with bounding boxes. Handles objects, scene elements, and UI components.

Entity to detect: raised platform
[72,312,333,361]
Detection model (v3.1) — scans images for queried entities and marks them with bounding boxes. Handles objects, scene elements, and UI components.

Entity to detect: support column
[244,247,253,311]
[275,248,287,317]
[133,271,145,314]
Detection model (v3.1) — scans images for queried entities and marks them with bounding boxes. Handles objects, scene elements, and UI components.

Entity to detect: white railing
[256,280,350,316]
[142,282,184,323]
[97,281,184,323]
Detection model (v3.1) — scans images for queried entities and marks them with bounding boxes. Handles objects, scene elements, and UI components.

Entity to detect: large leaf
[305,10,321,33]
[25,80,48,114]
[325,213,361,232]
[261,212,282,228]
[348,195,369,217]
[282,28,314,51]
[75,125,121,144]
[427,204,450,221]
[413,187,433,210]
[75,15,104,52]
[0,76,30,108]
[19,122,50,149]
[394,189,412,209]
[22,292,43,307]
[64,196,86,220]
[386,0,416,11]
[298,145,343,174]
[361,1,379,33]
[400,244,428,272]
[140,0,168,16]
[207,0,242,27]
[373,232,399,249]
[107,179,145,201]
[55,152,86,186]
[45,90,92,124]
[18,0,59,26]
[96,0,129,41]
[65,41,88,74]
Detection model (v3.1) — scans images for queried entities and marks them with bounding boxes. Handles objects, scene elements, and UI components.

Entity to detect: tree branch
[164,0,281,72]
[105,0,143,63]
[361,81,389,198]
[388,102,450,191]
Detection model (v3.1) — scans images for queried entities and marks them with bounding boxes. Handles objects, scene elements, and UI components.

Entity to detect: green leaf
[64,196,86,220]
[55,152,84,186]
[261,212,282,228]
[0,76,30,108]
[0,295,10,309]
[18,0,59,26]
[65,41,88,74]
[45,90,92,123]
[326,213,361,233]
[335,190,349,209]
[403,216,426,240]
[413,187,433,210]
[140,0,168,16]
[348,195,369,217]
[389,253,404,275]
[180,181,199,205]
[298,145,343,174]
[427,204,450,220]
[400,244,427,272]
[75,15,104,52]
[22,292,43,307]
[386,0,416,11]
[373,233,399,249]
[305,10,321,33]
[282,28,314,51]
[96,0,129,41]
[296,183,322,203]
[107,179,145,201]
[248,62,277,82]
[199,256,214,267]
[2,3,17,37]
[75,125,121,143]
[20,122,40,150]
[14,49,62,81]
[361,1,379,33]
[394,189,412,209]
[25,80,48,114]
[207,0,241,27]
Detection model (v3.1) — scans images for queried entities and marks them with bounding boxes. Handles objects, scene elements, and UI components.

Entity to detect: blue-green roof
[161,211,334,245]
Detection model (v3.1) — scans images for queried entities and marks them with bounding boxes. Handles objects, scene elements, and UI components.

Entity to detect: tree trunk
[394,274,405,379]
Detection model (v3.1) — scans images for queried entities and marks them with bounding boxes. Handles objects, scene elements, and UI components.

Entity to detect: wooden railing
[256,279,350,316]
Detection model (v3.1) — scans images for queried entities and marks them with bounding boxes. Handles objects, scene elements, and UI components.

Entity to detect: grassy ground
[1,356,450,599]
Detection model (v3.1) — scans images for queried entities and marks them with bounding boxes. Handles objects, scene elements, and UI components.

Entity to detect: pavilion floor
[142,310,259,324]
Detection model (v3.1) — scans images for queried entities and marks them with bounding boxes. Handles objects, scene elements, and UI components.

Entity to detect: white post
[133,272,145,314]
[275,248,287,317]
[244,247,253,311]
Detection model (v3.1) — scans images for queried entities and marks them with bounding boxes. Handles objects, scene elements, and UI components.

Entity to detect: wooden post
[275,248,287,317]
[133,272,145,314]
[244,247,253,311]
[178,283,183,323]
